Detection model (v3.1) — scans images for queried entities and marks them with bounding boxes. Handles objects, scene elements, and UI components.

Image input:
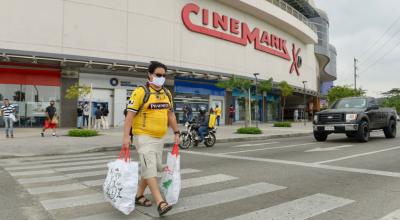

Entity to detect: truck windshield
[332,98,367,109]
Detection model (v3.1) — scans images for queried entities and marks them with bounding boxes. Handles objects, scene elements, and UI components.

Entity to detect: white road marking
[221,143,315,155]
[65,170,106,178]
[55,164,106,172]
[5,158,114,171]
[182,150,400,178]
[18,175,69,184]
[40,193,105,210]
[9,170,56,177]
[305,145,354,152]
[225,193,354,220]
[378,208,400,220]
[233,142,279,148]
[137,182,286,217]
[69,212,152,220]
[313,145,400,164]
[26,183,87,195]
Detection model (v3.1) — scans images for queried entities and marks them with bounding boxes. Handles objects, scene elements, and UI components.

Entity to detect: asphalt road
[1,131,400,220]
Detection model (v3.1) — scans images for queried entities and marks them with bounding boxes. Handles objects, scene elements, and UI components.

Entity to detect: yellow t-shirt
[215,107,221,116]
[127,86,173,138]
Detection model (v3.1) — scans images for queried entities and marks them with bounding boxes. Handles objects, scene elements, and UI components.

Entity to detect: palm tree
[258,77,273,122]
[279,81,294,121]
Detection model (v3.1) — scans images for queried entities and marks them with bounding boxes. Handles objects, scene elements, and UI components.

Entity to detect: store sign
[181,3,302,75]
[109,77,136,87]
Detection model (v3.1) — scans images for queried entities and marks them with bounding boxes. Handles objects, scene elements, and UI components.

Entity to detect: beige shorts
[133,135,165,179]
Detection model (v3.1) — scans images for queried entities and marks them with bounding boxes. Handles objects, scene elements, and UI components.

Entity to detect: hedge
[68,129,98,137]
[236,127,263,134]
[273,122,292,127]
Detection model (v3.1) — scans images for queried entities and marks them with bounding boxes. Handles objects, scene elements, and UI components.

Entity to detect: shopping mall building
[0,0,336,127]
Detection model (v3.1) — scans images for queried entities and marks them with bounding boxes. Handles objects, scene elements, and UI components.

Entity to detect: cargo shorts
[133,135,165,179]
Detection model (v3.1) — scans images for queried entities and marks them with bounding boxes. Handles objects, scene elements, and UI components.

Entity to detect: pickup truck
[313,97,397,142]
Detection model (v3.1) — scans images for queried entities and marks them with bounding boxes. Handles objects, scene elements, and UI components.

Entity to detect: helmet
[199,106,206,115]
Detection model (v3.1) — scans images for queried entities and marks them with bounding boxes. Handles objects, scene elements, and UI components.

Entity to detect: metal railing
[265,0,317,32]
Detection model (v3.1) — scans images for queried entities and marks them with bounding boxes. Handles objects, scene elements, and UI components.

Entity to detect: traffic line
[233,142,279,148]
[9,169,56,177]
[55,164,106,172]
[137,182,286,217]
[5,158,114,171]
[40,193,105,210]
[313,146,400,164]
[221,143,316,155]
[18,175,70,184]
[65,170,106,178]
[224,193,354,220]
[378,208,400,220]
[69,212,152,220]
[26,183,87,195]
[305,145,354,152]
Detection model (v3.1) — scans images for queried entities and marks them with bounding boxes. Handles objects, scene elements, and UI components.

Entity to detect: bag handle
[171,143,179,157]
[118,145,131,162]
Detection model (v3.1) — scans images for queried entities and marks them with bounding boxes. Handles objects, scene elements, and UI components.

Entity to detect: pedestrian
[41,100,58,137]
[215,104,221,126]
[77,102,83,129]
[123,61,179,216]
[182,104,188,124]
[209,107,214,115]
[196,107,208,146]
[228,104,235,125]
[1,98,16,138]
[294,109,299,122]
[94,105,103,130]
[101,105,109,129]
[187,104,193,122]
[83,102,90,127]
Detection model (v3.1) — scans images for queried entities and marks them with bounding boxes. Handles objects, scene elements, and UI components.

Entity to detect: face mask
[150,76,165,87]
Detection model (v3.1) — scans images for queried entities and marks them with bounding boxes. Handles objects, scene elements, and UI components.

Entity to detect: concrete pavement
[0,122,313,158]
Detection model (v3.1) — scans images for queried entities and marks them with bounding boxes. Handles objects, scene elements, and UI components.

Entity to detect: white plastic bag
[9,114,17,122]
[103,146,138,215]
[160,144,181,205]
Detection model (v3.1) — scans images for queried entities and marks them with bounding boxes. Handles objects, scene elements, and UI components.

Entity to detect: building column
[225,90,233,124]
[60,68,79,128]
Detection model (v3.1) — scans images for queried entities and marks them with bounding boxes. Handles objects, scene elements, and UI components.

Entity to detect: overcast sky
[314,0,400,97]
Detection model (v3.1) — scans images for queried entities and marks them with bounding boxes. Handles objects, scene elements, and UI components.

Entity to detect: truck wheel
[356,121,370,142]
[314,131,328,142]
[383,119,396,138]
[346,132,357,138]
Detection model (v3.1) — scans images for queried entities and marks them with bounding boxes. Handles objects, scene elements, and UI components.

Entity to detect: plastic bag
[160,144,181,205]
[9,114,17,123]
[103,146,138,215]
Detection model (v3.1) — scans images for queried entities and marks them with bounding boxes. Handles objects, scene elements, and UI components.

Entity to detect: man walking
[83,102,90,128]
[41,100,57,137]
[215,104,222,126]
[123,61,179,216]
[94,105,103,130]
[1,98,16,138]
[101,105,109,129]
[77,102,83,129]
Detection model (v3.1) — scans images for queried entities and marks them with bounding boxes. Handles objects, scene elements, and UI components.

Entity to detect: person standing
[228,104,235,125]
[94,105,103,130]
[41,100,57,137]
[187,104,193,123]
[182,104,188,124]
[83,102,90,128]
[101,105,109,129]
[294,109,299,122]
[215,104,222,126]
[77,102,83,129]
[1,98,16,138]
[123,61,179,216]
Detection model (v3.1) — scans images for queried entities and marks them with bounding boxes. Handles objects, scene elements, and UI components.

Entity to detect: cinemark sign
[181,3,302,75]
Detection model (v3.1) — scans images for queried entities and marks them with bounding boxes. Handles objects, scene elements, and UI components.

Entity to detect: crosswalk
[0,152,397,219]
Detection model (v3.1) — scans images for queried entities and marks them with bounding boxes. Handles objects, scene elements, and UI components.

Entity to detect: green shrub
[236,127,263,134]
[68,129,98,137]
[273,122,292,127]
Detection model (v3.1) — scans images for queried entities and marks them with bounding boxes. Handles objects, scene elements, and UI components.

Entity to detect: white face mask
[150,76,166,87]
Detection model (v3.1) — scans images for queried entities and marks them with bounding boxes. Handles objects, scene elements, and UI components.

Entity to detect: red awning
[0,64,60,86]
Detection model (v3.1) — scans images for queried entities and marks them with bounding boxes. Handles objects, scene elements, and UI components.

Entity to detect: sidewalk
[0,122,313,158]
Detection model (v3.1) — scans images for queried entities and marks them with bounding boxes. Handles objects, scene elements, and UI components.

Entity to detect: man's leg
[199,126,206,142]
[4,118,9,137]
[9,118,14,137]
[146,177,164,205]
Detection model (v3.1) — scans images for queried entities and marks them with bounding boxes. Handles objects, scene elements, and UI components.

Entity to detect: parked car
[313,97,397,142]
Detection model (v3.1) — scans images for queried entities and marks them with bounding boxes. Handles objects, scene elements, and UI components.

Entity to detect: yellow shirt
[215,107,221,116]
[127,86,173,138]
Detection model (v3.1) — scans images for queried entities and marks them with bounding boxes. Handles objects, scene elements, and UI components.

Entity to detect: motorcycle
[179,120,217,149]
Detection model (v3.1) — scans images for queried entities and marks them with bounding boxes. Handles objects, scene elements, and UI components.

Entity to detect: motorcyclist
[195,107,209,145]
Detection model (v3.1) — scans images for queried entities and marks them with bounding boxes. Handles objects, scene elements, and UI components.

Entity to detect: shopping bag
[160,144,181,205]
[103,146,139,215]
[51,116,59,124]
[9,114,17,123]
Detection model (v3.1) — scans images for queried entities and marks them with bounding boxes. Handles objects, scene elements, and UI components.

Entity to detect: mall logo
[181,3,302,75]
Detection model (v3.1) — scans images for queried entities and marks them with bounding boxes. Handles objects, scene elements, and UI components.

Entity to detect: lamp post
[253,73,260,128]
[302,81,308,126]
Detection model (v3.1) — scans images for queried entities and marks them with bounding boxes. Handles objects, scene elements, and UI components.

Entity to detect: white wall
[0,0,318,91]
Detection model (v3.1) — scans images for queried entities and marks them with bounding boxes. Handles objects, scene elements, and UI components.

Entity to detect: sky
[314,0,400,97]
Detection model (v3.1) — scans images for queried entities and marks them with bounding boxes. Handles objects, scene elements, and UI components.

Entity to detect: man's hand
[174,133,180,145]
[122,136,131,148]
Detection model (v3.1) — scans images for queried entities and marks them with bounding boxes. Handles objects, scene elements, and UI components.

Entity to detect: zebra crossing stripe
[40,193,105,210]
[224,193,354,220]
[137,182,286,217]
[68,211,152,220]
[18,175,69,184]
[5,158,114,171]
[65,170,106,178]
[378,209,400,220]
[26,183,88,195]
[9,169,56,177]
[55,164,106,172]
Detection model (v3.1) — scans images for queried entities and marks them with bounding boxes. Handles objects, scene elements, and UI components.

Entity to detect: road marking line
[182,150,400,178]
[233,142,279,148]
[136,182,286,217]
[221,143,315,155]
[378,208,400,220]
[65,170,106,178]
[305,145,354,152]
[5,158,114,171]
[27,183,87,195]
[69,212,152,220]
[40,193,105,210]
[313,146,400,164]
[9,170,56,177]
[225,193,354,220]
[18,175,69,184]
[55,164,106,172]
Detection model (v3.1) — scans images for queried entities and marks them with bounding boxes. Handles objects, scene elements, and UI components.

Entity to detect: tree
[279,81,294,121]
[258,77,273,122]
[382,88,400,113]
[327,85,365,104]
[0,93,3,101]
[65,83,91,100]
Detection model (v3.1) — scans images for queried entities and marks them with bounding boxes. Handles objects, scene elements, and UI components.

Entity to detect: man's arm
[168,111,180,145]
[122,111,136,147]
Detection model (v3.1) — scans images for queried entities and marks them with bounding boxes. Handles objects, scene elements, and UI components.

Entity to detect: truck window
[333,98,367,109]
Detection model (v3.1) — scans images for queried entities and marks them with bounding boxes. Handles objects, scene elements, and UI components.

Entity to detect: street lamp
[302,81,308,126]
[254,73,260,128]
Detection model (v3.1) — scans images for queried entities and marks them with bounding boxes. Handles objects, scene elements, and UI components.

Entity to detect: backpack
[137,85,173,112]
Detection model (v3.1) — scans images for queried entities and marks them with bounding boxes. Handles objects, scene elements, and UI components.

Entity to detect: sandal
[158,201,172,216]
[135,195,152,207]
